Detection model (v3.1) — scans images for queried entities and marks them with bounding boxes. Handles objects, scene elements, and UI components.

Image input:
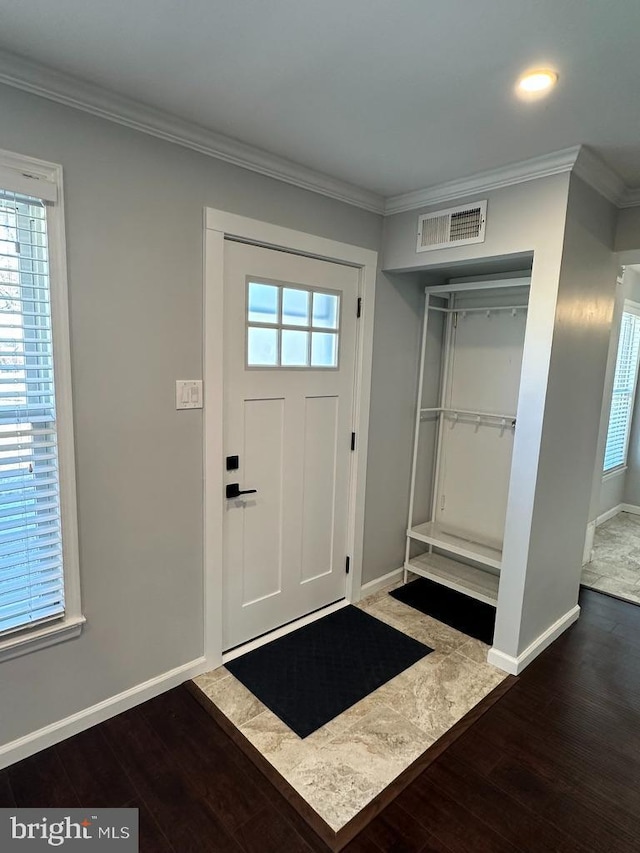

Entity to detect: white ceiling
[0,0,639,198]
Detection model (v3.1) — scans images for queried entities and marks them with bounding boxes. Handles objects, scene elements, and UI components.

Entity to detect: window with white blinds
[0,188,64,637]
[604,308,640,472]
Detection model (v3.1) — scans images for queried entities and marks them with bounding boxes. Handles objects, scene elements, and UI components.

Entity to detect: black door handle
[226,483,258,499]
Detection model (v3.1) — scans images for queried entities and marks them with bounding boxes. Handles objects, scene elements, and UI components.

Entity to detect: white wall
[0,82,382,752]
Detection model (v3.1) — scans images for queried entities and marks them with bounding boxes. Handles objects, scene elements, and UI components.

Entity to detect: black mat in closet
[226,605,433,738]
[390,577,496,644]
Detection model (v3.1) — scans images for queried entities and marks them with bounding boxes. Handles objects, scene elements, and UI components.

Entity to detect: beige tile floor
[191,582,507,832]
[582,512,640,605]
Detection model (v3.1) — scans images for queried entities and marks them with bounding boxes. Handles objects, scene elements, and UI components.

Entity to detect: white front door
[222,240,359,650]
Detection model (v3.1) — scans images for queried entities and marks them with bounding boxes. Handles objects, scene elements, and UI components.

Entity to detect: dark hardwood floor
[1,587,639,852]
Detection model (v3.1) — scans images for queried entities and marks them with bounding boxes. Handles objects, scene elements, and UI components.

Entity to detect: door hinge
[351,432,356,451]
[440,494,446,510]
[345,556,351,575]
[357,297,362,318]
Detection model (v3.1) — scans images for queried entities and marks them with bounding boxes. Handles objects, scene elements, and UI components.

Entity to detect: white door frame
[203,208,378,668]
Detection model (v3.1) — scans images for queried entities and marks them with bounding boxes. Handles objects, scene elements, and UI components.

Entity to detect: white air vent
[417,200,487,253]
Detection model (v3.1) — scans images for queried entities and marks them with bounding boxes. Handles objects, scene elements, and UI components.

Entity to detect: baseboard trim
[621,503,640,516]
[488,605,580,675]
[596,504,623,526]
[583,520,596,566]
[0,655,208,770]
[359,567,404,598]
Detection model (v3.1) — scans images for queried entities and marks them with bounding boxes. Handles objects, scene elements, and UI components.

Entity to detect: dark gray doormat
[390,577,496,644]
[226,605,433,738]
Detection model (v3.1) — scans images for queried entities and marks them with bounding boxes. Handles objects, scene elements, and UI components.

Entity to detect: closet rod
[420,406,517,421]
[435,304,528,314]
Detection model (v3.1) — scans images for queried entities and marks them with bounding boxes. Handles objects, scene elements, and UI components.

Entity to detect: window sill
[602,466,628,482]
[0,615,86,663]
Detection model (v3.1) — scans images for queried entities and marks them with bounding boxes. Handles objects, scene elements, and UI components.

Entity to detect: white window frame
[0,147,83,662]
[603,299,640,475]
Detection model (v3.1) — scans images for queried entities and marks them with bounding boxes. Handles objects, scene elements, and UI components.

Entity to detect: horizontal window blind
[604,310,640,472]
[0,188,64,636]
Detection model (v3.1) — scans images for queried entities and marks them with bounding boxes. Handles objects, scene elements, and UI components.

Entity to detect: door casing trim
[203,208,378,667]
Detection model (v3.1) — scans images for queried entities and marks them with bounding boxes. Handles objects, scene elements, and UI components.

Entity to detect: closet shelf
[405,551,499,607]
[407,521,502,570]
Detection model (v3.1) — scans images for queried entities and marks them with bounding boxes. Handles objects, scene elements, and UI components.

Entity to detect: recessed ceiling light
[516,69,558,98]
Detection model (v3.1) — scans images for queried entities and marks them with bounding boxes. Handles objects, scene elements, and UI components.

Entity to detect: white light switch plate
[176,380,203,409]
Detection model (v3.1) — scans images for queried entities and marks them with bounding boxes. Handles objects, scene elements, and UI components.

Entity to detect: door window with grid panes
[246,280,340,368]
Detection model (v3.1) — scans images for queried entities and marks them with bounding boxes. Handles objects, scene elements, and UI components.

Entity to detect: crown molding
[0,49,384,215]
[384,147,582,215]
[384,144,640,215]
[0,49,637,217]
[572,146,627,206]
[620,187,640,209]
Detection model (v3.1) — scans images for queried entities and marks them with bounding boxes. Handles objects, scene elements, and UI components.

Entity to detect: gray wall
[616,206,640,256]
[362,280,447,585]
[599,471,626,517]
[0,82,382,748]
[362,273,424,583]
[515,176,617,651]
[382,178,565,274]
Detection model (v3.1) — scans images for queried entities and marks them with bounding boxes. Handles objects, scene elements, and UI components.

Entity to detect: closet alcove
[403,265,532,610]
